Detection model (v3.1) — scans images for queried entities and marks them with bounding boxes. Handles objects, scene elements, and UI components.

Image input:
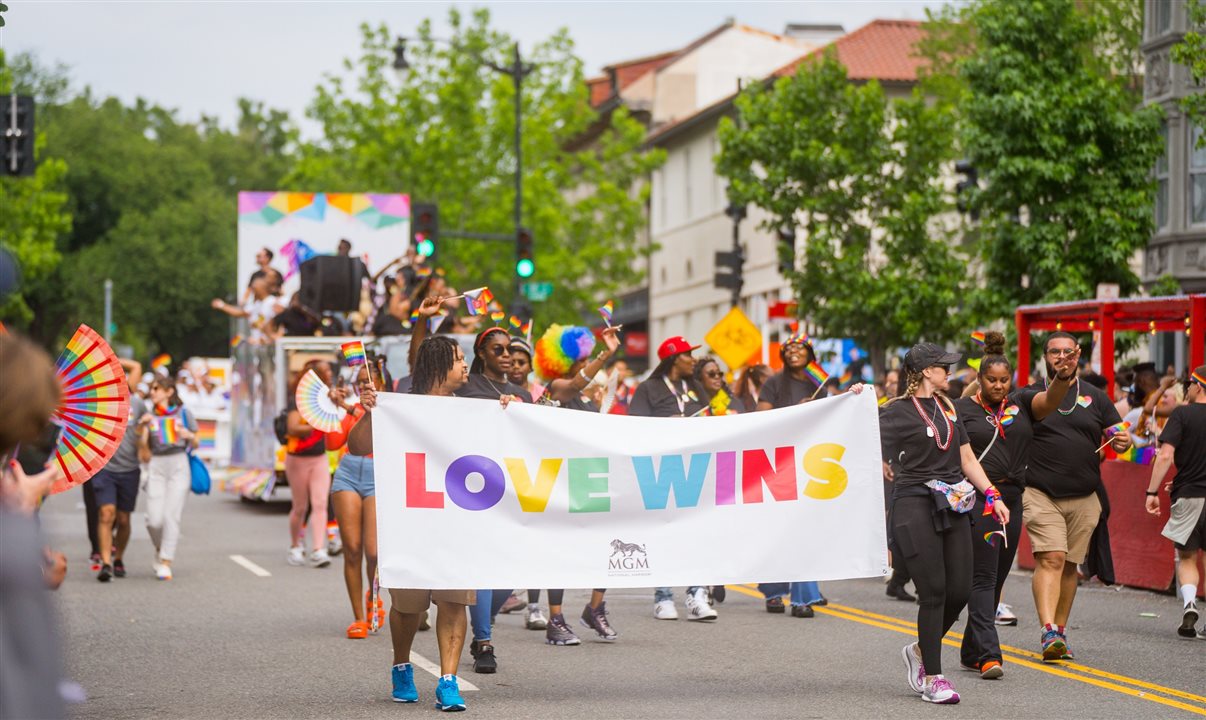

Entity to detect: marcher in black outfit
[757,331,827,410]
[954,331,1076,679]
[880,343,1010,704]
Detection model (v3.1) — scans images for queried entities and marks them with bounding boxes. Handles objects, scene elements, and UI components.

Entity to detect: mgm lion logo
[610,539,647,558]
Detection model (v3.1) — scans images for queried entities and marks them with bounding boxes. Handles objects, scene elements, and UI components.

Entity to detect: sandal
[346,621,369,639]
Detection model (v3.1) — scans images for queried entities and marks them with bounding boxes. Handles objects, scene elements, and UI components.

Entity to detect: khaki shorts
[1022,487,1101,564]
[387,588,476,614]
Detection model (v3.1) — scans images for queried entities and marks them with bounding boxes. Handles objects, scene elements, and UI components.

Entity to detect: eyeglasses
[488,346,510,357]
[783,345,807,354]
[704,371,723,379]
[1046,348,1077,357]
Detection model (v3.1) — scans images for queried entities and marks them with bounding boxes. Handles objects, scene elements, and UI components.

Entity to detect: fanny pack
[925,479,977,514]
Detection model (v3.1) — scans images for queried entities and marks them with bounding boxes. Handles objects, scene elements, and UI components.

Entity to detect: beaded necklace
[1044,375,1080,416]
[911,395,953,451]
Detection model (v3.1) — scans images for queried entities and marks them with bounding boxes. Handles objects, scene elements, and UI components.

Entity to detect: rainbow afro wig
[534,325,596,381]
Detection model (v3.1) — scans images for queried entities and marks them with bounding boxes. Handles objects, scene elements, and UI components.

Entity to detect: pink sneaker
[922,675,960,704]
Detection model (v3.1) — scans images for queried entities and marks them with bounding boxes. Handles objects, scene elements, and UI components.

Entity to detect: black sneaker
[579,602,618,641]
[113,559,126,578]
[765,596,786,614]
[97,564,112,583]
[1179,604,1200,639]
[469,640,497,674]
[545,613,581,646]
[710,585,726,604]
[886,583,916,602]
[791,604,815,618]
[814,596,829,607]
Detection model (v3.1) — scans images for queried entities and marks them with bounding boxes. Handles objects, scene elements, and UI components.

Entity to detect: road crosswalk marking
[229,554,271,577]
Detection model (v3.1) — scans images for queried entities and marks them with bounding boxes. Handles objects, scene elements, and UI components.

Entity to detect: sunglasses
[704,371,723,379]
[487,345,511,357]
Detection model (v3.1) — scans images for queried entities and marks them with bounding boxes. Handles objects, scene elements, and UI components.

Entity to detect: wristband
[578,369,592,384]
[1145,491,1159,497]
[982,486,1002,517]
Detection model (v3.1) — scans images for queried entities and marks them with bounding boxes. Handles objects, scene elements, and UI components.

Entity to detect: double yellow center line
[724,584,1206,716]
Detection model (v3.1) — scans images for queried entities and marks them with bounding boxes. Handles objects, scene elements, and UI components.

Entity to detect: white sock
[1181,584,1198,607]
[441,674,455,681]
[393,663,411,671]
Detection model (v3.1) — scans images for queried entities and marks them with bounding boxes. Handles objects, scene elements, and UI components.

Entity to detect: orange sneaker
[346,621,369,639]
[980,660,1004,679]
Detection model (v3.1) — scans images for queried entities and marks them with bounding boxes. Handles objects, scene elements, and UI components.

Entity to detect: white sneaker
[653,599,679,620]
[525,603,549,630]
[309,549,331,568]
[327,536,343,557]
[153,562,172,581]
[685,588,718,621]
[287,546,306,566]
[995,602,1018,626]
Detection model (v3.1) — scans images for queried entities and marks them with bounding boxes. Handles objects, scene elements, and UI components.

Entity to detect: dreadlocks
[411,336,459,395]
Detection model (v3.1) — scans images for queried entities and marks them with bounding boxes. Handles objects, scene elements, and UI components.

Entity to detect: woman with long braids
[346,295,509,712]
[523,324,622,645]
[953,332,1077,679]
[880,343,1010,704]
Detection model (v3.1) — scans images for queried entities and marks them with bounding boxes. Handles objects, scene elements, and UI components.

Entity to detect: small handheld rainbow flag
[804,361,828,385]
[520,319,532,337]
[408,310,420,327]
[509,315,523,331]
[599,300,615,327]
[428,312,448,334]
[970,331,985,348]
[462,287,494,317]
[490,310,506,324]
[151,353,171,372]
[157,417,179,445]
[229,335,243,350]
[1095,421,1132,451]
[983,529,1008,547]
[1114,445,1156,465]
[341,341,367,367]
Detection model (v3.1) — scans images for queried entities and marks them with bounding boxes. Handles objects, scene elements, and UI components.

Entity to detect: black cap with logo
[904,342,962,373]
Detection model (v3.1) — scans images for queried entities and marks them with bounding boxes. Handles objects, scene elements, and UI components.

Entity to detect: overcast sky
[4,1,943,136]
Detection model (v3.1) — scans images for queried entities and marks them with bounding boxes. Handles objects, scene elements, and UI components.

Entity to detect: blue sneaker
[391,664,418,703]
[435,676,466,712]
[1041,629,1066,663]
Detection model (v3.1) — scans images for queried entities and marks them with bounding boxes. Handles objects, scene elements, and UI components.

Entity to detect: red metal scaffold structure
[1015,295,1206,396]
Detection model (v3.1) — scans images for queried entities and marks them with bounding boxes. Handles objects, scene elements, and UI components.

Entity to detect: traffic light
[1,95,36,178]
[776,226,797,277]
[411,202,439,262]
[714,247,744,291]
[954,160,979,220]
[516,227,535,278]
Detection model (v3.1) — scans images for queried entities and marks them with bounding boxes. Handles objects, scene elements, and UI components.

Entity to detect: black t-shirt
[1025,379,1122,498]
[760,371,827,408]
[628,376,706,417]
[272,307,319,337]
[1160,403,1206,502]
[454,374,534,404]
[562,395,600,413]
[879,396,970,491]
[955,388,1040,487]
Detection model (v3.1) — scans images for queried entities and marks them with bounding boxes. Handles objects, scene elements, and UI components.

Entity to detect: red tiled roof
[587,76,612,107]
[612,50,679,88]
[772,19,926,82]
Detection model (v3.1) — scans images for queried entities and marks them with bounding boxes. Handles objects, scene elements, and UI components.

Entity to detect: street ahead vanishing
[42,490,1206,720]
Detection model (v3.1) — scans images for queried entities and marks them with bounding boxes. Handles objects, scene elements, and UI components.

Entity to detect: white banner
[373,391,888,589]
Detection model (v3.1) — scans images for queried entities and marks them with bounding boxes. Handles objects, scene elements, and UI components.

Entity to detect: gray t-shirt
[148,405,198,456]
[105,396,147,473]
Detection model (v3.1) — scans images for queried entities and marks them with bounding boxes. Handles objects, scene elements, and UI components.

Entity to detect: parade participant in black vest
[880,343,1009,705]
[954,331,1076,679]
[1145,365,1206,640]
[757,331,827,409]
[1022,332,1130,662]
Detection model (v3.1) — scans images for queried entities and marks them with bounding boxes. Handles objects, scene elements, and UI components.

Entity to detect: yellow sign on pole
[705,307,763,370]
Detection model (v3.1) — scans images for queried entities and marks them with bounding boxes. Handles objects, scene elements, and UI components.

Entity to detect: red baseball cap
[657,336,701,361]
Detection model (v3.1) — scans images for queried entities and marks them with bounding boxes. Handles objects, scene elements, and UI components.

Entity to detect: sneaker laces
[928,676,954,693]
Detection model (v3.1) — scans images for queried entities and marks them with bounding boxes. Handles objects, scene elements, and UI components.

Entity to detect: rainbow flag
[1115,445,1156,465]
[804,361,828,386]
[1104,421,1130,437]
[229,335,243,349]
[428,312,448,334]
[151,353,171,372]
[490,310,506,324]
[196,419,217,451]
[520,319,532,337]
[983,530,1008,547]
[599,300,615,325]
[341,341,367,366]
[408,310,420,327]
[970,331,985,348]
[509,315,523,331]
[463,287,494,317]
[838,368,854,389]
[157,417,179,445]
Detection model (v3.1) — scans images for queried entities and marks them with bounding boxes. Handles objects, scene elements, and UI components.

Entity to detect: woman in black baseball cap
[880,342,1009,705]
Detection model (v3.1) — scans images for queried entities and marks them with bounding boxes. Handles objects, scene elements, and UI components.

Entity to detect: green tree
[291,9,664,324]
[1173,0,1206,140]
[716,51,969,374]
[958,0,1163,310]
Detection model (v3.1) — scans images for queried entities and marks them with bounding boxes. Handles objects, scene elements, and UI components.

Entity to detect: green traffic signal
[416,237,435,257]
[516,258,535,278]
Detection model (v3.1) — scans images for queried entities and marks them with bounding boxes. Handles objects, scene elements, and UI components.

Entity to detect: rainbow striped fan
[295,369,345,433]
[50,325,131,494]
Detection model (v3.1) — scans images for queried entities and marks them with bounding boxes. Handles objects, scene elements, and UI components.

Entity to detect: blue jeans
[654,586,702,602]
[760,582,823,606]
[469,589,514,642]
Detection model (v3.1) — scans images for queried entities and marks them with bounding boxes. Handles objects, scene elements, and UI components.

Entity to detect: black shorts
[91,468,141,512]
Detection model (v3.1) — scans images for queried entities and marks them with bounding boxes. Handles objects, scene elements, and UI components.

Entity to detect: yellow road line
[724,584,1206,716]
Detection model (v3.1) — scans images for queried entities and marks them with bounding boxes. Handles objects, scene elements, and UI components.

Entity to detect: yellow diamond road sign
[704,307,763,370]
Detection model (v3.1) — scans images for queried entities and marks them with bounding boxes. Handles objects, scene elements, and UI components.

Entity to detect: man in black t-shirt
[1022,332,1131,662]
[1145,365,1206,639]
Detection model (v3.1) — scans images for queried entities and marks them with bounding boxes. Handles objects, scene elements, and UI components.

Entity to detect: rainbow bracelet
[983,486,1002,517]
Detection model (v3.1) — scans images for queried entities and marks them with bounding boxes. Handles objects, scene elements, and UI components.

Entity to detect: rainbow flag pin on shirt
[341,341,367,367]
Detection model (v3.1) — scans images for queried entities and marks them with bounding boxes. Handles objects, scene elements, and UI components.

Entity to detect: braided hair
[884,367,956,415]
[411,336,460,395]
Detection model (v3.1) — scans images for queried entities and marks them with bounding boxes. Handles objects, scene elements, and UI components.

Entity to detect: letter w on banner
[373,392,888,589]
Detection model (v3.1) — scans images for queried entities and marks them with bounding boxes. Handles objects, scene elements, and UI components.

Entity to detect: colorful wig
[534,325,596,381]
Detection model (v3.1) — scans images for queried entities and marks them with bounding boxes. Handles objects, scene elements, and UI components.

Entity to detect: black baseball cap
[904,343,962,373]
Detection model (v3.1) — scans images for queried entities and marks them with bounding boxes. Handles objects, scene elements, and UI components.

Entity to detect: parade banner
[373,391,889,589]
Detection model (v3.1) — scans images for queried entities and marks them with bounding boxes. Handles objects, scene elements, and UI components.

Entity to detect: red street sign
[768,301,797,319]
[625,332,649,357]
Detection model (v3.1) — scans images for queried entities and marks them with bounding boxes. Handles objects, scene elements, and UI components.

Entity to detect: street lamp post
[393,37,534,315]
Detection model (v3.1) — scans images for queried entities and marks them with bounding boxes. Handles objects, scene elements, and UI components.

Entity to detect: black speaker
[299,256,363,313]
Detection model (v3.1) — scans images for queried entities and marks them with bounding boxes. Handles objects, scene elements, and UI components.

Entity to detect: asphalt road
[38,488,1206,719]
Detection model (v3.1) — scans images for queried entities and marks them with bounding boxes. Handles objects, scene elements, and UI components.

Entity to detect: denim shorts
[332,455,374,498]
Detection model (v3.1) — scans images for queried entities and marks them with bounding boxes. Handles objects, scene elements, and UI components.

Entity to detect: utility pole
[103,279,113,342]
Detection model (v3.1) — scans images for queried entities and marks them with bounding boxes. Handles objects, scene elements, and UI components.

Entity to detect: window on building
[686,259,693,280]
[1191,124,1206,226]
[1156,120,1170,229]
[1151,0,1174,36]
[683,147,692,220]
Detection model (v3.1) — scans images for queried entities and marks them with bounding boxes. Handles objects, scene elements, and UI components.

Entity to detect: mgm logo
[607,539,651,575]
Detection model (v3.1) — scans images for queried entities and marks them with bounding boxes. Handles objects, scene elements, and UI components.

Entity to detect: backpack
[273,409,290,445]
